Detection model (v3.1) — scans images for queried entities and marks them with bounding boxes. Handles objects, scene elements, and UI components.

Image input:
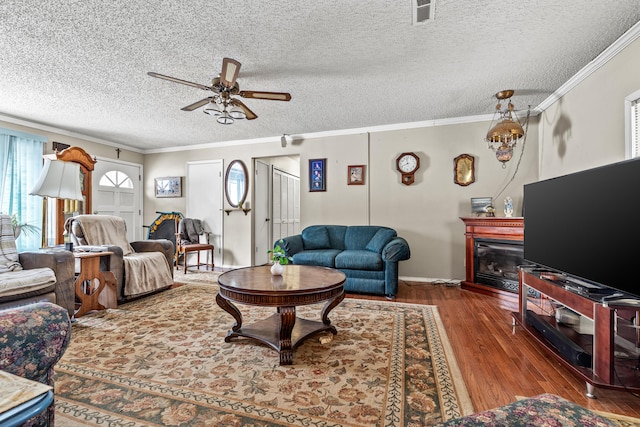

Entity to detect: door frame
[186,159,224,268]
[253,159,272,265]
[93,156,144,241]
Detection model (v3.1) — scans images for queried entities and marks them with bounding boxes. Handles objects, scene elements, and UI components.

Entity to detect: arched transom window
[99,170,133,188]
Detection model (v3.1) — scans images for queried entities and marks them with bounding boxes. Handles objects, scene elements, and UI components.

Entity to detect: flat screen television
[523,157,640,299]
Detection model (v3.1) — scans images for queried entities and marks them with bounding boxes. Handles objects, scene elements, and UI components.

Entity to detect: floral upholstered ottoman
[435,393,616,426]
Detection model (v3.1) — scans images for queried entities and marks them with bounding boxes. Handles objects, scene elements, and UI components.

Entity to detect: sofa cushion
[0,267,56,297]
[365,228,397,253]
[326,226,347,250]
[302,226,331,250]
[292,249,341,268]
[344,226,384,250]
[335,250,383,271]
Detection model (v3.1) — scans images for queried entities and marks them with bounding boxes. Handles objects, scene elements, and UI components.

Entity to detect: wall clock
[396,152,420,185]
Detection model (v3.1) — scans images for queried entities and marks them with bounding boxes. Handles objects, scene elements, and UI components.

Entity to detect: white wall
[538,32,640,179]
[143,119,539,280]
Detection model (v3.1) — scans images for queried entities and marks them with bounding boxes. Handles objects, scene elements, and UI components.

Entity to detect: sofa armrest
[382,237,411,262]
[131,239,175,275]
[19,250,76,317]
[0,302,71,385]
[280,235,304,257]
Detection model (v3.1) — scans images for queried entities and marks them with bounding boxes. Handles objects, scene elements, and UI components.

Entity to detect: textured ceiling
[1,1,639,152]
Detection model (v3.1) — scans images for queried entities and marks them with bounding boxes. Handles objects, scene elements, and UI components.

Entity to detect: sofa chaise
[278,225,410,298]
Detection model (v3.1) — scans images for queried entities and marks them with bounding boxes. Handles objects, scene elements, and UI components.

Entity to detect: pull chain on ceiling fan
[147,58,291,124]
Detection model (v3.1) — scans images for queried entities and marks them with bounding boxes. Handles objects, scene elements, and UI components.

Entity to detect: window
[0,128,46,251]
[99,170,133,188]
[625,89,640,159]
[413,0,434,25]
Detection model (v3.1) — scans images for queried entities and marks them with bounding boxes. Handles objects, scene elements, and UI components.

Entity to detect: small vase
[270,262,284,276]
[504,197,514,217]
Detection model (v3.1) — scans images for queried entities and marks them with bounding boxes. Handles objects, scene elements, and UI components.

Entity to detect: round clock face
[398,154,418,173]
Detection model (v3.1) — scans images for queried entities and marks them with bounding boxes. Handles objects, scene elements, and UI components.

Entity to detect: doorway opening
[252,155,300,265]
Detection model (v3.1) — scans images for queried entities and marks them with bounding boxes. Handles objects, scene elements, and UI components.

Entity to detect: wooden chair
[175,218,214,273]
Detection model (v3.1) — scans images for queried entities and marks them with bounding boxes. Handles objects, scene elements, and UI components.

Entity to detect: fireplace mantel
[460,216,524,308]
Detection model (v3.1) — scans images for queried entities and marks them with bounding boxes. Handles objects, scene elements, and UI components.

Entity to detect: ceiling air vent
[413,0,434,25]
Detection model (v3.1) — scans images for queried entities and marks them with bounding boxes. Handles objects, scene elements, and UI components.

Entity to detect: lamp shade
[29,158,83,200]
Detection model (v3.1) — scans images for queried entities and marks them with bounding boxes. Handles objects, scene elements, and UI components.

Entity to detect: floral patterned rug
[54,282,474,426]
[172,268,222,286]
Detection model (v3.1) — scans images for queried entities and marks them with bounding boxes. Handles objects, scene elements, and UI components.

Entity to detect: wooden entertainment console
[514,269,640,397]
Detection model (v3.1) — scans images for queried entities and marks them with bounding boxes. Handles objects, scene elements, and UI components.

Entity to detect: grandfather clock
[54,146,96,244]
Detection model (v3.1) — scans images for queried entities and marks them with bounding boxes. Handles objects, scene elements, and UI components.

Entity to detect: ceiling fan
[147,58,291,124]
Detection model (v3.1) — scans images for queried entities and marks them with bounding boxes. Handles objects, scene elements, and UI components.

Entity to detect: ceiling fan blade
[220,58,241,88]
[147,72,211,91]
[181,97,214,111]
[238,90,291,101]
[230,99,258,120]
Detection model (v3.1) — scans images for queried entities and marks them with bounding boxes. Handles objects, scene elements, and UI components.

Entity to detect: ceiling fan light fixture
[203,101,223,116]
[217,111,234,125]
[147,57,291,125]
[228,105,246,119]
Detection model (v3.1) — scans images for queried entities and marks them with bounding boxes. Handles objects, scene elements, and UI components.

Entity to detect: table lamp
[29,158,84,248]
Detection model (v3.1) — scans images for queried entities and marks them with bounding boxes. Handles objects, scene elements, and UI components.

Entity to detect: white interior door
[272,168,300,242]
[186,160,223,267]
[92,157,143,242]
[254,160,271,265]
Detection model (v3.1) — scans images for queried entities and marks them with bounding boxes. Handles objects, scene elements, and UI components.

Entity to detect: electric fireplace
[474,238,523,293]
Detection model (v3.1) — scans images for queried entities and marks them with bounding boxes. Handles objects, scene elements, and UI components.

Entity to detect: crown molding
[0,113,144,153]
[536,20,640,112]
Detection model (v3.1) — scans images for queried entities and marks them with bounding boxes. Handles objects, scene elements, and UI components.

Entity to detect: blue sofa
[278,225,410,298]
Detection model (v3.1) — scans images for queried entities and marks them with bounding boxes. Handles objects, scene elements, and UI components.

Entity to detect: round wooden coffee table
[216,265,346,365]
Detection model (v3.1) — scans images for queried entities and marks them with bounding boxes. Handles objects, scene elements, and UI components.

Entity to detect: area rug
[54,284,473,426]
[172,268,221,286]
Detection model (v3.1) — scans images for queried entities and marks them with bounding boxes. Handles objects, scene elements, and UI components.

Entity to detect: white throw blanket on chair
[71,215,173,297]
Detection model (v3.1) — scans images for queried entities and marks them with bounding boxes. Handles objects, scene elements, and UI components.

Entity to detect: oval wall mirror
[225,160,248,208]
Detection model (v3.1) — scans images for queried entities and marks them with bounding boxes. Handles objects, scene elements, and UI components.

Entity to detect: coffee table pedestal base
[224,311,337,365]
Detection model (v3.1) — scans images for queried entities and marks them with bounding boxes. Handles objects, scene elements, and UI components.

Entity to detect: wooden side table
[73,251,117,317]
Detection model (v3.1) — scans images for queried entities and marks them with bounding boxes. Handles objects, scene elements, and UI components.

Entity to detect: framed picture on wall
[348,165,365,185]
[309,158,326,192]
[155,176,182,198]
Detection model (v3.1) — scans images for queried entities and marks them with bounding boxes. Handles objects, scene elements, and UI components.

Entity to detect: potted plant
[267,239,292,275]
[11,213,40,239]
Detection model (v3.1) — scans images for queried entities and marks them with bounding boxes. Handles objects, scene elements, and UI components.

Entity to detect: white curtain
[0,128,46,251]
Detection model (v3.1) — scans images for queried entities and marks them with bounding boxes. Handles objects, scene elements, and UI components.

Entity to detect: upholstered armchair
[0,214,75,317]
[0,302,72,427]
[65,214,174,302]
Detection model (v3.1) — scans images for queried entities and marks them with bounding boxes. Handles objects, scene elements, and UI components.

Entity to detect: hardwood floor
[348,280,640,417]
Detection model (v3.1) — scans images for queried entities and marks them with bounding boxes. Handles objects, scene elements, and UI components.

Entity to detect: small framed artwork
[309,158,326,192]
[155,176,182,198]
[454,154,475,186]
[348,165,365,185]
[471,197,494,217]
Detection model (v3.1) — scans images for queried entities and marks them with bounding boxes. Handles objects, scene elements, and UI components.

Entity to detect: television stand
[513,268,640,398]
